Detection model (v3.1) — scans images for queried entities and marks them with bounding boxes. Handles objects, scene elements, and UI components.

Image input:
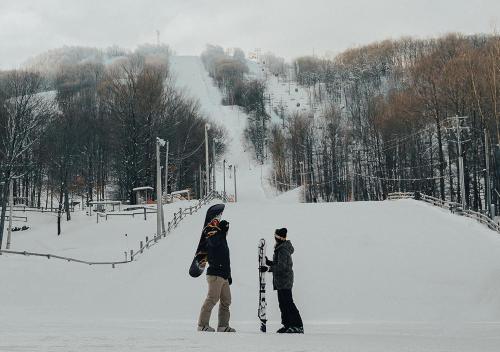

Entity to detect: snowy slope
[2,56,500,351]
[3,199,500,351]
[247,59,317,122]
[170,56,270,202]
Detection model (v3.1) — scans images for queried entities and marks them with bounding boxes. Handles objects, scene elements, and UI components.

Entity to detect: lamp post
[6,179,13,249]
[299,161,305,202]
[212,139,217,191]
[233,165,237,202]
[156,137,166,236]
[164,140,169,199]
[223,159,226,201]
[205,124,211,197]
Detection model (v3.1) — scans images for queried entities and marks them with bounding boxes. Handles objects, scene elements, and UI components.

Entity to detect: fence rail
[0,191,226,268]
[388,192,500,234]
[0,205,76,213]
[0,249,129,267]
[95,207,157,223]
[5,215,28,222]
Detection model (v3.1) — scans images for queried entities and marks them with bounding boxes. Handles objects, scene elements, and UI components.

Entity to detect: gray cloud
[1,0,499,69]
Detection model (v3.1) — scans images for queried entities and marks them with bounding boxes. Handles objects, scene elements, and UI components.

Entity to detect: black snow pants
[277,289,303,327]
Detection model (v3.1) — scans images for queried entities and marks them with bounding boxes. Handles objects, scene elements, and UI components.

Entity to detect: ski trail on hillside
[170,56,268,202]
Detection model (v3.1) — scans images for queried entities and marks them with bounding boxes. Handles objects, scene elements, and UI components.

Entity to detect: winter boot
[198,325,215,332]
[283,326,304,334]
[217,326,236,332]
[276,326,288,333]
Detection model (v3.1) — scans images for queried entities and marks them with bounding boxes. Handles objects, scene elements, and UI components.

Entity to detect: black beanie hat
[275,228,287,238]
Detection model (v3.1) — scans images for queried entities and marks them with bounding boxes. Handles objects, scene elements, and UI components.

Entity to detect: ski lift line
[169,140,205,162]
[386,158,459,172]
[353,164,485,181]
[377,117,454,147]
[380,126,436,150]
[378,127,438,154]
[353,172,445,182]
[274,178,336,188]
[274,180,299,188]
[377,117,456,154]
[274,161,480,186]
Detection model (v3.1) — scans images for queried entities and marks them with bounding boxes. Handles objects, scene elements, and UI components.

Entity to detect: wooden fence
[388,192,500,234]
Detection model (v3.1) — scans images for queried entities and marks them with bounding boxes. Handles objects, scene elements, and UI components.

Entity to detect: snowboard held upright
[188,203,225,278]
[258,238,267,332]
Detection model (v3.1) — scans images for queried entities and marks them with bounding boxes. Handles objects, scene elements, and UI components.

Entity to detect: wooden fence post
[140,241,143,254]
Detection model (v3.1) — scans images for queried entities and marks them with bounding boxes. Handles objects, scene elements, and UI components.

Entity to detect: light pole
[299,161,305,202]
[212,139,216,191]
[6,179,13,249]
[156,137,166,236]
[451,116,468,210]
[485,129,492,217]
[164,140,169,199]
[205,124,211,197]
[223,159,226,201]
[234,165,237,202]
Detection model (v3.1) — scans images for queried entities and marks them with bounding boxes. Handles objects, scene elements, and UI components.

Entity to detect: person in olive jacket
[260,228,304,333]
[197,218,235,332]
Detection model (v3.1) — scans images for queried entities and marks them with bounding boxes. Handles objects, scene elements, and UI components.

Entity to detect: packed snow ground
[3,200,500,351]
[2,56,500,351]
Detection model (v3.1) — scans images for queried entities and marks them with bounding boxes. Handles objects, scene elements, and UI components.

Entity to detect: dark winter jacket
[269,240,294,290]
[206,222,231,280]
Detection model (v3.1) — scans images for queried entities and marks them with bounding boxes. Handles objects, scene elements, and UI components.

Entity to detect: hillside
[1,56,500,351]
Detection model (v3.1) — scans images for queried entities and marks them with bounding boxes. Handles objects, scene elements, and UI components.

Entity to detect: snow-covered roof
[132,186,153,192]
[170,189,190,195]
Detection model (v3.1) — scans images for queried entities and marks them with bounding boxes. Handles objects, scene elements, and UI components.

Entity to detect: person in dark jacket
[198,218,235,332]
[260,228,303,333]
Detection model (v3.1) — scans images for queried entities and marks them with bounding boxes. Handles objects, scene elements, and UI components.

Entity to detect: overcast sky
[1,0,499,69]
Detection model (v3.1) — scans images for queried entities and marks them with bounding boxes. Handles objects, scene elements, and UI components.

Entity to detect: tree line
[0,44,225,244]
[267,34,500,213]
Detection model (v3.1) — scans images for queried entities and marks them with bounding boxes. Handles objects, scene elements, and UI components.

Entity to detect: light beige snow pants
[198,275,232,327]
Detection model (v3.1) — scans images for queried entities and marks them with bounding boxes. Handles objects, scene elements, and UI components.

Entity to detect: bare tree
[0,71,53,248]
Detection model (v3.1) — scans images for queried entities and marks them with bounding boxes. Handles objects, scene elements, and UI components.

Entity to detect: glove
[219,220,229,232]
[259,266,269,273]
[265,257,273,266]
[228,277,232,285]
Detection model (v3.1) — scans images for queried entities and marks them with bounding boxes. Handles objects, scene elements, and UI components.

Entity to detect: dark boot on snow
[283,326,303,334]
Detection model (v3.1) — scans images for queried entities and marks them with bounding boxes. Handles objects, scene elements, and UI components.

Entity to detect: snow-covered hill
[3,198,500,351]
[2,56,500,351]
[169,55,272,202]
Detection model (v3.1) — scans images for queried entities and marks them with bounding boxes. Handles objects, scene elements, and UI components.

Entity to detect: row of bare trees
[1,45,225,242]
[268,34,500,212]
